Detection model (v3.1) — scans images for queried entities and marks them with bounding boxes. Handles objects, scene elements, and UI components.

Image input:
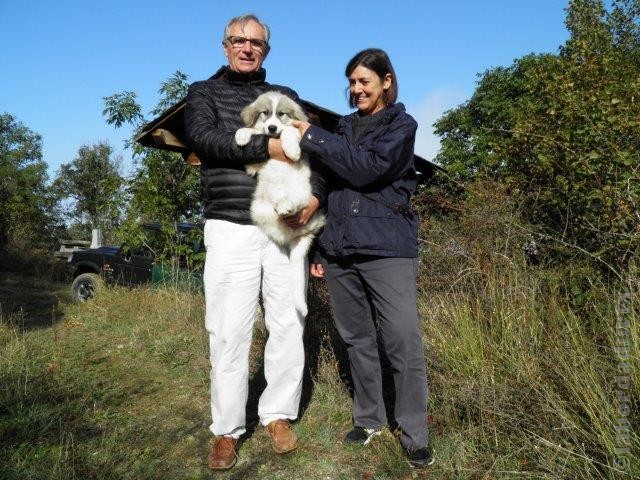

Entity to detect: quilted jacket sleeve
[184,81,269,166]
[300,114,417,188]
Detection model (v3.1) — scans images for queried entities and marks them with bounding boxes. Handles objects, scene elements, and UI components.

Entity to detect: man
[184,14,324,470]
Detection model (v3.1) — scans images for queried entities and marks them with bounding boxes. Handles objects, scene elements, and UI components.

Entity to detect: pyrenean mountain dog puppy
[235,91,325,316]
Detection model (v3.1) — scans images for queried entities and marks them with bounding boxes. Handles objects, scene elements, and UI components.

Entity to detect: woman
[292,48,433,468]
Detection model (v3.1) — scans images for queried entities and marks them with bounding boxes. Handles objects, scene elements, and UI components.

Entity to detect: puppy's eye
[277,111,289,117]
[261,110,269,116]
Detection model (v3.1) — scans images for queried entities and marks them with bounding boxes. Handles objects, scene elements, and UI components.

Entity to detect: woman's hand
[291,120,311,138]
[310,263,325,278]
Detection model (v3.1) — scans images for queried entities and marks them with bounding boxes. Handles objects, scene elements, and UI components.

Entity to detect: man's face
[223,20,269,74]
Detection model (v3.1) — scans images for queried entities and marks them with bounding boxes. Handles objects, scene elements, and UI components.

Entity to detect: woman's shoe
[344,426,382,445]
[407,446,434,468]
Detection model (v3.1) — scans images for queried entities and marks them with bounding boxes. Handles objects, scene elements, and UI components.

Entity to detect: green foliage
[434,0,640,274]
[150,71,190,116]
[103,71,201,255]
[53,143,125,237]
[102,91,143,130]
[127,148,201,224]
[0,112,59,253]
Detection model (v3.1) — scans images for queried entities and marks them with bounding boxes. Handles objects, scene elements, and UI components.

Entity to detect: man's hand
[281,195,320,229]
[310,263,325,278]
[291,120,311,138]
[268,138,294,163]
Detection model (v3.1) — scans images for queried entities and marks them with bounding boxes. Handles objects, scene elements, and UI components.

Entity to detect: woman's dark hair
[345,48,398,108]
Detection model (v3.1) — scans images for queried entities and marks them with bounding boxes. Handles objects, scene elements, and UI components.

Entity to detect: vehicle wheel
[71,273,103,302]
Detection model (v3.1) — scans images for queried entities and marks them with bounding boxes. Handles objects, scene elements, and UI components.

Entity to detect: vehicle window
[122,246,153,259]
[132,248,153,259]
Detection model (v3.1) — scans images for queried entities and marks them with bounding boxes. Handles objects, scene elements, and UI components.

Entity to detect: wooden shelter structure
[135,97,443,183]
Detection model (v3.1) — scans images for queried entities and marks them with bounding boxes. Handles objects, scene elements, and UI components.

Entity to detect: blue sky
[0,0,570,177]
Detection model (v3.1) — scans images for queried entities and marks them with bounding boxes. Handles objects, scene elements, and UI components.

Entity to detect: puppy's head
[241,91,308,137]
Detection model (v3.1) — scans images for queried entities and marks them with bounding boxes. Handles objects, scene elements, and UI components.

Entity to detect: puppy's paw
[281,126,302,161]
[275,199,296,216]
[235,128,254,146]
[283,142,301,161]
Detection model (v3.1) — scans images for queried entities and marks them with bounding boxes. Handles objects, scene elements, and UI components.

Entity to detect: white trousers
[203,219,306,438]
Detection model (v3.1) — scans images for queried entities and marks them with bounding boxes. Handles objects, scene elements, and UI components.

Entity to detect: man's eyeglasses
[226,36,269,51]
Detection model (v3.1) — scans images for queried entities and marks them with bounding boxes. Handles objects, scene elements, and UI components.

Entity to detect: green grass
[1,259,639,479]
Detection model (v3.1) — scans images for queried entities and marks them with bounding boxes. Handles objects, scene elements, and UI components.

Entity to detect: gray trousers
[324,255,429,450]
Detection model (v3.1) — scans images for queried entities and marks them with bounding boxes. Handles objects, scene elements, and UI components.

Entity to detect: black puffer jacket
[184,66,325,223]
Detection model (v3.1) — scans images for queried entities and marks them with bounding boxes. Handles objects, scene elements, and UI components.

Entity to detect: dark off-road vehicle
[66,223,203,301]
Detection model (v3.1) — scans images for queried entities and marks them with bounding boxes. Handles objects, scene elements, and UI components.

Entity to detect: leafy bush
[434,0,640,274]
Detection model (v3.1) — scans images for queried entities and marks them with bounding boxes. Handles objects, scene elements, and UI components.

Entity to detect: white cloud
[408,88,468,162]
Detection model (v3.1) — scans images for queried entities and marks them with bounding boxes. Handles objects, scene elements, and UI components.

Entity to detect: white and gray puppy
[235,91,325,316]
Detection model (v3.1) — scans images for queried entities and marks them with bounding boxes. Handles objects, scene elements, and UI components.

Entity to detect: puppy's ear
[241,102,258,127]
[240,104,255,127]
[291,100,308,122]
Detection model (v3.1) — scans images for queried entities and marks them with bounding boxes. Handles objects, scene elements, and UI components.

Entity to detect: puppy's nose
[268,125,277,134]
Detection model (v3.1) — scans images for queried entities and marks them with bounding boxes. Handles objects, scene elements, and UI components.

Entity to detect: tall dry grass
[415,181,639,478]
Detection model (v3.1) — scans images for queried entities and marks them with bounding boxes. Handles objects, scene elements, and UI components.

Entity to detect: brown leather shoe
[208,436,238,470]
[265,420,298,453]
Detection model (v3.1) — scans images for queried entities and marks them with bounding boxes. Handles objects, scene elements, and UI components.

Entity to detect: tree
[103,71,200,225]
[433,0,640,274]
[0,112,58,252]
[103,71,202,261]
[53,142,125,237]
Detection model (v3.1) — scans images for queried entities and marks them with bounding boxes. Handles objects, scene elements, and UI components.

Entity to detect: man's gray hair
[223,14,270,44]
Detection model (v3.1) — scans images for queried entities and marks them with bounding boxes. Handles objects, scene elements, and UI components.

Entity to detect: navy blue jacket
[300,103,419,258]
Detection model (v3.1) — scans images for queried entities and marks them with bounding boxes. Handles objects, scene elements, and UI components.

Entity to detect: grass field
[1,250,639,479]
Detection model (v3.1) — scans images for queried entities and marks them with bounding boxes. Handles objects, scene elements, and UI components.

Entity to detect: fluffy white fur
[235,91,325,316]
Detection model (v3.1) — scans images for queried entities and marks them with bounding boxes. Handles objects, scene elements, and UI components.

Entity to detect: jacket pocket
[346,195,401,253]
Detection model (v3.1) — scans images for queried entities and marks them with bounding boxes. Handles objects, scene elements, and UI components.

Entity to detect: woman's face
[348,65,392,116]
